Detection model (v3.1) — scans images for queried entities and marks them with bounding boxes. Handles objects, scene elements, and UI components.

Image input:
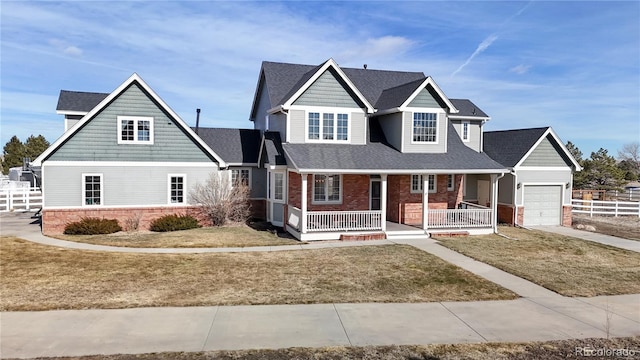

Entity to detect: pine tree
[582,148,626,190]
[24,135,50,161]
[2,136,26,174]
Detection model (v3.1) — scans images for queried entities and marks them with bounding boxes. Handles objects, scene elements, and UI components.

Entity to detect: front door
[370,179,381,210]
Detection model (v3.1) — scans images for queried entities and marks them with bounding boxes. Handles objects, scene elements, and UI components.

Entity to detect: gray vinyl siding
[350,112,366,145]
[43,164,218,208]
[515,169,572,205]
[253,80,271,132]
[407,87,445,108]
[451,120,481,152]
[376,113,403,151]
[289,109,305,143]
[498,173,514,204]
[521,136,572,167]
[272,202,284,223]
[66,118,81,131]
[269,113,287,140]
[402,111,447,153]
[48,83,213,163]
[292,69,362,108]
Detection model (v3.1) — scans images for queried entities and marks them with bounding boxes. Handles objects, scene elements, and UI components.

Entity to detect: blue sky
[2,1,638,157]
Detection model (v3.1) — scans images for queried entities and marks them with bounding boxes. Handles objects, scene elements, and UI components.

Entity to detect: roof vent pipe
[195,108,201,135]
[363,64,367,69]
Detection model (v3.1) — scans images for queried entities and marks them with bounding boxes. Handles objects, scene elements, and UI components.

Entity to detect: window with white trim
[83,174,103,206]
[231,169,250,187]
[410,174,436,193]
[313,174,341,203]
[412,112,437,142]
[447,174,454,191]
[169,175,185,204]
[274,173,284,201]
[308,111,348,142]
[117,116,154,144]
[462,121,469,142]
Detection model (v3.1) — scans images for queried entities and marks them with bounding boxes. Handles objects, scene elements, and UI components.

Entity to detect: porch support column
[301,173,308,234]
[422,176,429,230]
[381,174,387,232]
[490,174,499,233]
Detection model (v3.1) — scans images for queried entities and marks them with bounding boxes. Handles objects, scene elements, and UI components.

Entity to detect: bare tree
[190,172,250,226]
[618,142,640,180]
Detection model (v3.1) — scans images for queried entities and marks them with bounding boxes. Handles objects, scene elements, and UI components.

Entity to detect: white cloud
[451,34,498,77]
[509,64,531,74]
[48,38,83,57]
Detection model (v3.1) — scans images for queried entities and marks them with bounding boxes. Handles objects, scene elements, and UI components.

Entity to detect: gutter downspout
[492,172,505,233]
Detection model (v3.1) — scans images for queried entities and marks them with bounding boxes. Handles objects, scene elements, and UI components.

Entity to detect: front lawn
[54,224,300,248]
[0,237,516,311]
[437,226,640,297]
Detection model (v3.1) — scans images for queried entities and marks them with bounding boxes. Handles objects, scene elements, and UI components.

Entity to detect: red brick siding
[387,174,463,226]
[287,173,370,211]
[249,199,266,220]
[516,206,525,226]
[497,204,515,225]
[42,206,209,235]
[562,205,572,227]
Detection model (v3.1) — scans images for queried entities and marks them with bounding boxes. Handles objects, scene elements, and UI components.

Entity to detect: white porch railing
[307,210,382,232]
[458,201,490,210]
[572,199,640,217]
[0,188,43,212]
[427,209,492,229]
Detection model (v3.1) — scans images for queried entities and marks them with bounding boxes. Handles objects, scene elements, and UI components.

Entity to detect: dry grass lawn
[17,337,640,360]
[437,226,640,297]
[0,236,516,311]
[53,225,300,248]
[573,214,640,241]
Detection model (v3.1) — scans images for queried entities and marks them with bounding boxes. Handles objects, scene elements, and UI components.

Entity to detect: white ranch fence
[572,199,640,217]
[307,210,383,232]
[427,209,492,228]
[0,187,43,212]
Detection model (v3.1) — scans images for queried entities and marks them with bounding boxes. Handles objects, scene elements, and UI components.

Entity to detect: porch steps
[385,229,430,240]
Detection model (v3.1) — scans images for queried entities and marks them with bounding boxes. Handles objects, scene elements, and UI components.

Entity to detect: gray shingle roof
[57,90,108,112]
[262,131,287,166]
[483,127,549,167]
[195,128,262,164]
[374,78,425,109]
[450,99,489,118]
[257,61,425,112]
[283,120,506,172]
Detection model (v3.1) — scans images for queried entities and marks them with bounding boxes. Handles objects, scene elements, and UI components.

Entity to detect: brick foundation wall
[562,205,572,227]
[516,206,524,226]
[42,206,209,235]
[497,204,515,225]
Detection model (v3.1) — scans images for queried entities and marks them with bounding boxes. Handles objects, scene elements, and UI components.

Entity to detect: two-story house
[249,59,508,240]
[34,59,577,239]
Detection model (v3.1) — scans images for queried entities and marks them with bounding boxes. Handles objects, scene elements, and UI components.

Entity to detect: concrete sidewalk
[531,225,640,253]
[2,295,639,359]
[1,212,639,358]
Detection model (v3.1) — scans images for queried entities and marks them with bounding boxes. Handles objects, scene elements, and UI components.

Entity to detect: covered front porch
[284,172,501,241]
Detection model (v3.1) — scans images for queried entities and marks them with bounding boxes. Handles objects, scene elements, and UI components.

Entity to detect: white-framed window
[410,174,436,193]
[168,174,186,204]
[462,121,470,142]
[231,168,251,188]
[313,174,341,203]
[447,174,454,191]
[274,172,284,201]
[307,111,349,142]
[412,112,437,143]
[117,116,154,144]
[82,173,103,206]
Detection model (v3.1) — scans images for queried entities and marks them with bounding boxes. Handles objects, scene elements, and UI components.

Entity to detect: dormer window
[462,121,470,142]
[412,112,437,143]
[117,116,154,144]
[307,111,349,142]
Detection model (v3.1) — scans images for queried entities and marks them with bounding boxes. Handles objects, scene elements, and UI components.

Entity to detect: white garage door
[523,185,562,226]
